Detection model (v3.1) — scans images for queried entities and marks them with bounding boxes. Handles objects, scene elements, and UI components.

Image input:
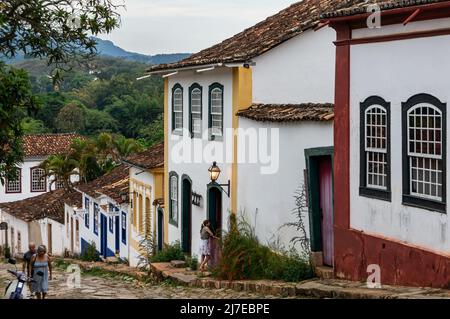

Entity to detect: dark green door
[157,208,164,251]
[207,186,222,267]
[181,178,192,254]
[207,187,222,236]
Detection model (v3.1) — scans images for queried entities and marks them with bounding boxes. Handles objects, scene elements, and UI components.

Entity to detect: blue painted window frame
[84,197,90,229]
[121,212,127,244]
[93,203,99,235]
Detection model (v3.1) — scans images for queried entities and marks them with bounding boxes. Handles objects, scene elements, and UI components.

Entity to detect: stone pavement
[0,262,298,299]
[151,262,450,299]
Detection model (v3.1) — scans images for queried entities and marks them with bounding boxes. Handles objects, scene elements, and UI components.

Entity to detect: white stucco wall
[252,28,336,105]
[237,119,333,251]
[129,167,155,267]
[167,68,233,256]
[0,158,80,203]
[349,28,450,254]
[0,211,66,257]
[64,205,81,255]
[38,218,65,256]
[0,211,29,257]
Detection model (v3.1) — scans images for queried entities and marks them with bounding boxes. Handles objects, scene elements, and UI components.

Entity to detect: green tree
[0,0,122,181]
[113,135,143,158]
[56,102,86,133]
[138,114,164,147]
[0,63,39,183]
[84,108,118,135]
[21,117,50,134]
[39,154,79,191]
[35,92,68,131]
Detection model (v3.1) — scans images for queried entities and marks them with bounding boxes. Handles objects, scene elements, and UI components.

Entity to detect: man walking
[23,242,36,278]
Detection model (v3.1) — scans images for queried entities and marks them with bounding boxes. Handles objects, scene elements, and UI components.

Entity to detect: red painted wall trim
[335,27,450,46]
[334,228,450,288]
[333,24,351,231]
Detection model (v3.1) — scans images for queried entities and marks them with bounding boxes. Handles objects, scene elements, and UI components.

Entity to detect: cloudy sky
[99,0,297,55]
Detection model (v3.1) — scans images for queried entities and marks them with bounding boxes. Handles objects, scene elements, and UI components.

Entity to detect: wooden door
[100,214,107,257]
[208,187,222,267]
[70,217,74,253]
[181,179,192,254]
[318,157,334,266]
[115,216,120,253]
[47,224,52,255]
[157,209,164,251]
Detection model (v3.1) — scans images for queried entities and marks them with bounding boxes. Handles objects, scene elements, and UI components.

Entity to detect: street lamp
[208,162,230,197]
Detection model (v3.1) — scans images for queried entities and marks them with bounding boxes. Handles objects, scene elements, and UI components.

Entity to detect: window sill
[402,195,446,214]
[359,187,391,202]
[172,130,183,136]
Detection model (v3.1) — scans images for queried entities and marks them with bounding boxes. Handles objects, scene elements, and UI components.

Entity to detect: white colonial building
[0,189,81,257]
[147,0,352,267]
[0,134,82,203]
[76,165,130,262]
[123,142,165,267]
[323,0,450,287]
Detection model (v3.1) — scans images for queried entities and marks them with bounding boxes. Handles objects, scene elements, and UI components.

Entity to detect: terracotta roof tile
[0,189,82,224]
[321,0,448,18]
[23,134,84,158]
[148,0,367,72]
[236,103,334,122]
[123,142,164,170]
[76,165,129,204]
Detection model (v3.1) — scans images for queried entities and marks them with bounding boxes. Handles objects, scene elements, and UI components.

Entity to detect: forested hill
[17,56,165,148]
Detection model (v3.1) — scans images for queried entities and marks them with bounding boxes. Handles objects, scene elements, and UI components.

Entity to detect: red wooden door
[319,157,334,267]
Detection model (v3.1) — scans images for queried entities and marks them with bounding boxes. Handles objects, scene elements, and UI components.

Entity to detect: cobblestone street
[0,263,293,299]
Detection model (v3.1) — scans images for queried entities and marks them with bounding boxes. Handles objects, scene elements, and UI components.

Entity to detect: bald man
[23,242,36,277]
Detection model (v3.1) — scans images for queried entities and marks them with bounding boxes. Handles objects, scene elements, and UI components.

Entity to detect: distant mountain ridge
[3,37,191,65]
[92,37,191,65]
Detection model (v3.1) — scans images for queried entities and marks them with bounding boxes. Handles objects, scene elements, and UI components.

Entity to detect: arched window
[189,84,202,137]
[360,96,391,201]
[402,94,446,213]
[169,172,179,226]
[31,167,46,192]
[172,84,183,133]
[209,83,224,140]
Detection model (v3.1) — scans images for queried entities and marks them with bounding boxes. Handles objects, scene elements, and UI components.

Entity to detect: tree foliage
[0,0,122,182]
[0,62,39,184]
[56,101,86,133]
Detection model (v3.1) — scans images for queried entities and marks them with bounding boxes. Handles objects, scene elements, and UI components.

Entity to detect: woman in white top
[198,220,218,272]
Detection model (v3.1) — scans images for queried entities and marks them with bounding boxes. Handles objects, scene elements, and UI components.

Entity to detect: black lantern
[208,162,230,197]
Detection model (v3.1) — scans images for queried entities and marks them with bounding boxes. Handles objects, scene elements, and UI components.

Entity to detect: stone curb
[58,258,148,281]
[149,263,450,299]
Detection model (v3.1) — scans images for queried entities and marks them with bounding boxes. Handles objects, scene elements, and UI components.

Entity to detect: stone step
[315,266,334,280]
[170,260,187,268]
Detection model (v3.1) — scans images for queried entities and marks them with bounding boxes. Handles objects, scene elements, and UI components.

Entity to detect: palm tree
[39,154,79,192]
[69,138,102,182]
[113,135,142,158]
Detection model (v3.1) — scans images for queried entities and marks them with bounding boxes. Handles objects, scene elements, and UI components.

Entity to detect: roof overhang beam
[145,61,255,76]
